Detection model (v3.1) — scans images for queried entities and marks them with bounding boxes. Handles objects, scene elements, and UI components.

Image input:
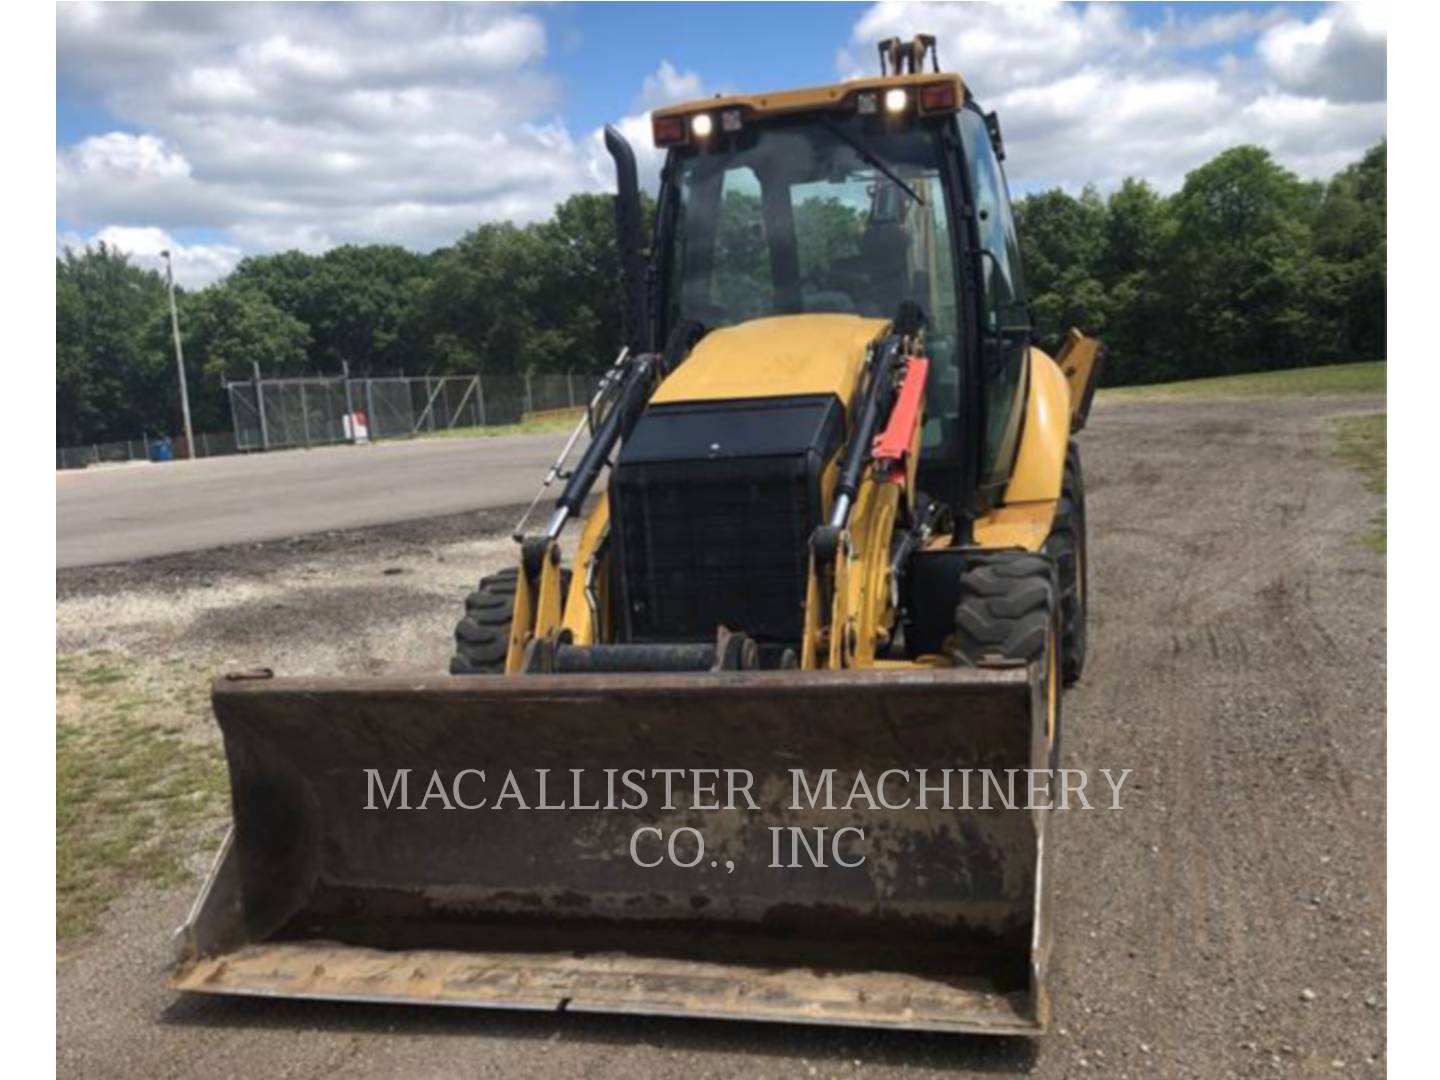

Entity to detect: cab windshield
[661,114,961,450]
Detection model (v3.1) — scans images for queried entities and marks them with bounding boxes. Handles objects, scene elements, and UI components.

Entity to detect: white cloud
[841,1,1386,194]
[842,1,1139,90]
[175,66,261,106]
[62,132,190,178]
[585,112,658,194]
[637,60,704,111]
[57,3,599,262]
[57,226,243,288]
[55,4,705,260]
[57,132,234,227]
[1258,4,1386,102]
[1148,7,1288,52]
[55,2,1386,281]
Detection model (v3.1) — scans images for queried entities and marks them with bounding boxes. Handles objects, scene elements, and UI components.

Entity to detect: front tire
[949,551,1063,770]
[450,566,577,674]
[450,568,519,675]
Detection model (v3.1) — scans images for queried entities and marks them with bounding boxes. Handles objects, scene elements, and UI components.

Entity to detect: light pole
[160,249,196,459]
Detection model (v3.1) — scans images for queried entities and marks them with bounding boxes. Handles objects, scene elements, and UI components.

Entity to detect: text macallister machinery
[175,36,1104,1036]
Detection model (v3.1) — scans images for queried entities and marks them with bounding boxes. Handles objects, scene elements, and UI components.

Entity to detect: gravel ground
[56,393,1386,1078]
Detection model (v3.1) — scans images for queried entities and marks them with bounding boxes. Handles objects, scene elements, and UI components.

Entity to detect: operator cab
[649,39,1032,516]
[658,112,961,459]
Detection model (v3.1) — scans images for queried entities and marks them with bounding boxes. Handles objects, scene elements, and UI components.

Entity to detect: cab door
[958,108,1032,507]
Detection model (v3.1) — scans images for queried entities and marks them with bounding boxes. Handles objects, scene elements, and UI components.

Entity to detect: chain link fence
[225,372,589,452]
[56,431,244,470]
[57,371,595,469]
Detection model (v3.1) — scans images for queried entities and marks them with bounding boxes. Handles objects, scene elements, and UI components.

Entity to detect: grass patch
[1334,413,1386,553]
[1103,361,1385,400]
[56,653,229,941]
[416,413,581,441]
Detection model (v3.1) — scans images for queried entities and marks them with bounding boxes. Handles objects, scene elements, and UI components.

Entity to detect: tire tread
[449,567,570,676]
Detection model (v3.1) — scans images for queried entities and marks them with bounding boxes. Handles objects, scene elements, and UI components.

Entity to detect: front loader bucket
[175,668,1054,1035]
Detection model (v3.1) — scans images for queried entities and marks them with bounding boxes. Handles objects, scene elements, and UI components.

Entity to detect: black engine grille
[610,397,844,645]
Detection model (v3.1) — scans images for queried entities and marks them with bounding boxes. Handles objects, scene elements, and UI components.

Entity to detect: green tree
[1163,146,1320,376]
[226,250,319,325]
[1015,187,1106,297]
[1014,186,1109,355]
[179,285,311,429]
[1313,141,1386,360]
[418,193,657,379]
[56,141,1387,448]
[1097,179,1173,383]
[56,244,171,444]
[530,193,645,371]
[230,246,428,374]
[420,222,549,376]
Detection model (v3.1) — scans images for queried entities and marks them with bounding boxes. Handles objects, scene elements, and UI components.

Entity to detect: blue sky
[57,1,1383,286]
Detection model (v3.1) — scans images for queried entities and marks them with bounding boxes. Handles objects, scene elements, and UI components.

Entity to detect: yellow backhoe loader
[174,36,1103,1036]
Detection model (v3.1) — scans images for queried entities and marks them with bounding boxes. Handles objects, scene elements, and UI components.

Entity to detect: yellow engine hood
[651,314,888,407]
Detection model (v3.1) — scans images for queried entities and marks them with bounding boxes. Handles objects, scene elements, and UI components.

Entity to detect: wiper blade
[819,117,924,206]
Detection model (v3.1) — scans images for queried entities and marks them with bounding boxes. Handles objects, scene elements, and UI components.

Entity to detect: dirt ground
[56,392,1386,1078]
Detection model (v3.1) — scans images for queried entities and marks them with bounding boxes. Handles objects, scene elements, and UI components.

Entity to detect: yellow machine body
[651,314,887,405]
[176,39,1104,1038]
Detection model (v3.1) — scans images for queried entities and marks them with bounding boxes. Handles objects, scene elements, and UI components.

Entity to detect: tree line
[56,141,1384,447]
[1015,141,1385,385]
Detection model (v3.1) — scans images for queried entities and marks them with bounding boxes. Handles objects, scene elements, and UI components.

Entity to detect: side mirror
[604,124,651,354]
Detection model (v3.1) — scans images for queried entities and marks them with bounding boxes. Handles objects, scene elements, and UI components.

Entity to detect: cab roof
[650,71,966,124]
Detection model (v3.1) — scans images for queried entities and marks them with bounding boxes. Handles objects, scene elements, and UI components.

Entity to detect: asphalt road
[56,393,1387,1078]
[55,431,572,568]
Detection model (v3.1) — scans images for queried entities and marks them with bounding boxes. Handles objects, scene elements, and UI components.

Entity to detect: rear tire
[950,551,1063,770]
[449,567,575,675]
[1046,440,1088,685]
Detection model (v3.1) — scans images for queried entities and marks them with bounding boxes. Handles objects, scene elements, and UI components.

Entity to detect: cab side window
[960,110,1027,313]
